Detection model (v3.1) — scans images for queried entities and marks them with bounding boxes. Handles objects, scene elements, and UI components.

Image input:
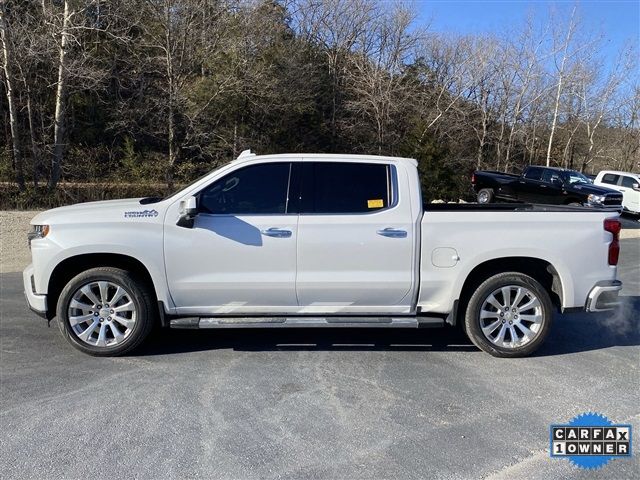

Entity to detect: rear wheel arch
[477,188,495,204]
[455,257,563,325]
[47,253,157,321]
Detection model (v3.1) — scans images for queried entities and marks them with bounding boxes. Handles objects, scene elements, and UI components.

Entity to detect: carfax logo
[550,412,632,469]
[124,209,159,218]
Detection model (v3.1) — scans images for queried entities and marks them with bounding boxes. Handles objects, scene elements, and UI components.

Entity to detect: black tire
[56,267,156,356]
[463,272,553,358]
[477,188,494,204]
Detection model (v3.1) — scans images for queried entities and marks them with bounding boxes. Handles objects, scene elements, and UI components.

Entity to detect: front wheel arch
[56,267,155,355]
[47,253,157,321]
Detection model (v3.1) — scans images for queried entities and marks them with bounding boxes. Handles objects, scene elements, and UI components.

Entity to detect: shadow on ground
[136,296,640,357]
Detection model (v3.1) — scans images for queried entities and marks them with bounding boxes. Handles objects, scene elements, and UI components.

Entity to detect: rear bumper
[585,280,623,312]
[23,264,48,318]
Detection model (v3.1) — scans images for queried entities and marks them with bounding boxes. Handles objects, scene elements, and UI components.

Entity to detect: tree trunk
[26,88,40,187]
[546,7,576,167]
[545,75,563,167]
[0,4,25,191]
[165,3,176,190]
[48,0,72,191]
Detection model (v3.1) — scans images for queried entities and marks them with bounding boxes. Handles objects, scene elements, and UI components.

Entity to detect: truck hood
[567,183,620,196]
[31,198,166,225]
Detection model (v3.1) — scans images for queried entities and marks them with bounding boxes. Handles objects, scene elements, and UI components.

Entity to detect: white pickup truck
[24,152,623,357]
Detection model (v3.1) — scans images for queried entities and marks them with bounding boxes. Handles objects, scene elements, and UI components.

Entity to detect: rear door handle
[261,228,292,238]
[377,227,407,238]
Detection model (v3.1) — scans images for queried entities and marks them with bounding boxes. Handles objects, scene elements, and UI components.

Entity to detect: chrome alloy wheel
[479,285,543,349]
[67,281,136,347]
[478,191,490,203]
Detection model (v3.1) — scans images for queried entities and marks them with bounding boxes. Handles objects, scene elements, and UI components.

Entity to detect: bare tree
[343,3,418,153]
[545,6,579,167]
[47,0,73,190]
[0,0,25,190]
[464,35,500,169]
[578,46,635,171]
[294,0,379,148]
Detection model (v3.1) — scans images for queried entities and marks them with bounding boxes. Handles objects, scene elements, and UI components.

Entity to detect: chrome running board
[169,316,445,329]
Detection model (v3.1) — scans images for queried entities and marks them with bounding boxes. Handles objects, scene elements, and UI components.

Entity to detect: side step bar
[169,316,445,329]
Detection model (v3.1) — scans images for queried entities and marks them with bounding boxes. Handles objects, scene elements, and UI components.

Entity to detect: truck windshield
[561,170,593,185]
[139,164,231,205]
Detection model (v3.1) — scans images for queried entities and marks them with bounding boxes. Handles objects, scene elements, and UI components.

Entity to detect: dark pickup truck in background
[472,166,623,207]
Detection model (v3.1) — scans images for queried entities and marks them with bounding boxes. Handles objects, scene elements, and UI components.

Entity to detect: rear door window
[541,169,562,184]
[601,173,620,185]
[524,167,543,181]
[301,162,392,214]
[620,176,637,188]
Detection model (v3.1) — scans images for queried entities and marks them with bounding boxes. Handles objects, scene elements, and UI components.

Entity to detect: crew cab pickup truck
[594,170,640,215]
[472,166,623,208]
[24,152,623,358]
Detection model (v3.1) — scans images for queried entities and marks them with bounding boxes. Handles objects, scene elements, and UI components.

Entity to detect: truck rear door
[295,160,415,313]
[515,166,545,202]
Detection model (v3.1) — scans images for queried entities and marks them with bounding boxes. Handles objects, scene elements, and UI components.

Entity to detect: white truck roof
[234,150,418,167]
[597,170,639,177]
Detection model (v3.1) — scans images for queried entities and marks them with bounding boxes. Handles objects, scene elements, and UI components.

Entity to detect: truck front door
[164,161,301,315]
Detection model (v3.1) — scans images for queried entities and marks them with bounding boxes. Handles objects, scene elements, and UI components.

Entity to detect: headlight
[588,194,605,205]
[27,225,50,248]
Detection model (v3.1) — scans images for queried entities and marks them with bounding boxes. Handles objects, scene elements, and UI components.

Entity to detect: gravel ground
[0,211,40,274]
[1,209,638,274]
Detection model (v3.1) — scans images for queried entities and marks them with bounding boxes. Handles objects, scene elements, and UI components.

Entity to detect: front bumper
[585,280,623,312]
[23,264,48,318]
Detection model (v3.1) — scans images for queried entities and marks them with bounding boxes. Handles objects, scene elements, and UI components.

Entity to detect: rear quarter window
[620,176,638,188]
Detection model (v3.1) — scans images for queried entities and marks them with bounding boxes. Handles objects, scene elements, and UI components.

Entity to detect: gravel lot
[0,210,638,479]
[0,211,41,273]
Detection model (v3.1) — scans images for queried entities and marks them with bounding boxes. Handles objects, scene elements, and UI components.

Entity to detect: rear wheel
[464,272,553,357]
[56,267,155,356]
[477,188,494,204]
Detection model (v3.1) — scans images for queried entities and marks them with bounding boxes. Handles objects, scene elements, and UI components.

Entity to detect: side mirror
[177,196,198,228]
[633,182,640,192]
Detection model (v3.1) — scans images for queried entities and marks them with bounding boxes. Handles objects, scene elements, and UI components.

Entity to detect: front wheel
[56,267,156,356]
[464,272,553,357]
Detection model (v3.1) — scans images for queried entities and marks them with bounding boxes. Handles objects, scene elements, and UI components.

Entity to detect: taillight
[471,173,476,185]
[604,218,621,266]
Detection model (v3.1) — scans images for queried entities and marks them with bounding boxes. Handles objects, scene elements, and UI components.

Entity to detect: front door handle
[261,227,292,238]
[377,227,407,238]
